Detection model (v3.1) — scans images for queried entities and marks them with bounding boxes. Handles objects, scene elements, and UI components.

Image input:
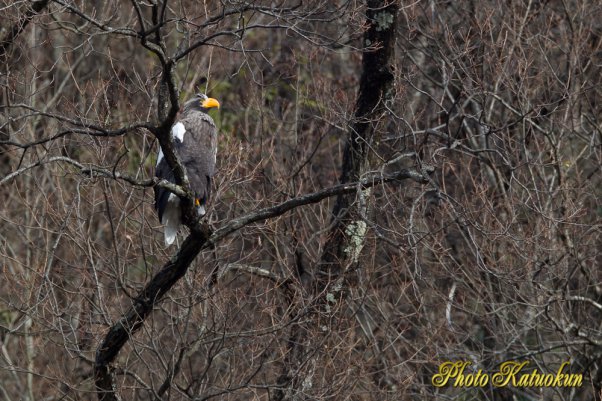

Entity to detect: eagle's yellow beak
[201,97,220,109]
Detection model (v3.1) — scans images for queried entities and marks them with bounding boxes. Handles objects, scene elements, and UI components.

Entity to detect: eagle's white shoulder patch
[172,122,186,141]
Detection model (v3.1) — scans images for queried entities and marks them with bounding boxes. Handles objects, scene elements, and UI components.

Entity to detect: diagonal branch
[94,167,427,401]
[208,169,426,244]
[95,225,210,401]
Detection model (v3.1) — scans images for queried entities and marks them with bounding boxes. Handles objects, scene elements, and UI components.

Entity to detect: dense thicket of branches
[0,1,600,400]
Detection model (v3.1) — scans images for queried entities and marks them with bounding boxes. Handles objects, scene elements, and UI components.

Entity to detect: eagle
[154,93,220,245]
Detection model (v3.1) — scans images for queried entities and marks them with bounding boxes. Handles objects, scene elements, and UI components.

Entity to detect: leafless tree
[0,0,600,401]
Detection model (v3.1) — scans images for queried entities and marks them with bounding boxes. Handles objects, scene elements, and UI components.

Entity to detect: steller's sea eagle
[154,93,220,245]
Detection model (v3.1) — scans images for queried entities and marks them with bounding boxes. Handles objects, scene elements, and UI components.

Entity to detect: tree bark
[318,0,398,287]
[274,2,400,399]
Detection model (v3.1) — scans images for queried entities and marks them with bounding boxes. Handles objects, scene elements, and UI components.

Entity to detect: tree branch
[0,155,188,197]
[0,0,50,61]
[208,169,425,245]
[0,104,156,135]
[50,0,139,38]
[95,225,211,401]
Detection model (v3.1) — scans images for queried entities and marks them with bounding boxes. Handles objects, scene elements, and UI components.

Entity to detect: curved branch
[0,156,82,186]
[0,155,188,197]
[1,104,157,135]
[208,169,426,245]
[0,125,152,149]
[95,226,210,401]
[50,0,139,38]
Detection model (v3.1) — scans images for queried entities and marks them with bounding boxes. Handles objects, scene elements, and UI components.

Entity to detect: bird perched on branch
[154,93,220,245]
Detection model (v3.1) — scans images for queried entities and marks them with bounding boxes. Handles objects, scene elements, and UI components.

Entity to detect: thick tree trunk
[274,2,399,399]
[317,0,398,287]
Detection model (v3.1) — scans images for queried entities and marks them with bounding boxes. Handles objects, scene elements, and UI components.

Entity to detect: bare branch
[0,155,188,197]
[93,167,427,400]
[0,0,49,60]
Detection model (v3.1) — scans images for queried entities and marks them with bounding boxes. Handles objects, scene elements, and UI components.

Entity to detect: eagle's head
[183,93,220,113]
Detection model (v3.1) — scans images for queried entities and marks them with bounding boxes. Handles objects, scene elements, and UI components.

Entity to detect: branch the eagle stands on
[93,3,421,396]
[94,167,428,400]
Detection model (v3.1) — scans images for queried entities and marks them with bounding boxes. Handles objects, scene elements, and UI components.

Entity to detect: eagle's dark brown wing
[154,110,217,245]
[178,112,217,209]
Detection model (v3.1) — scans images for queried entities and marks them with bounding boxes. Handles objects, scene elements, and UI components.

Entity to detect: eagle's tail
[161,194,181,246]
